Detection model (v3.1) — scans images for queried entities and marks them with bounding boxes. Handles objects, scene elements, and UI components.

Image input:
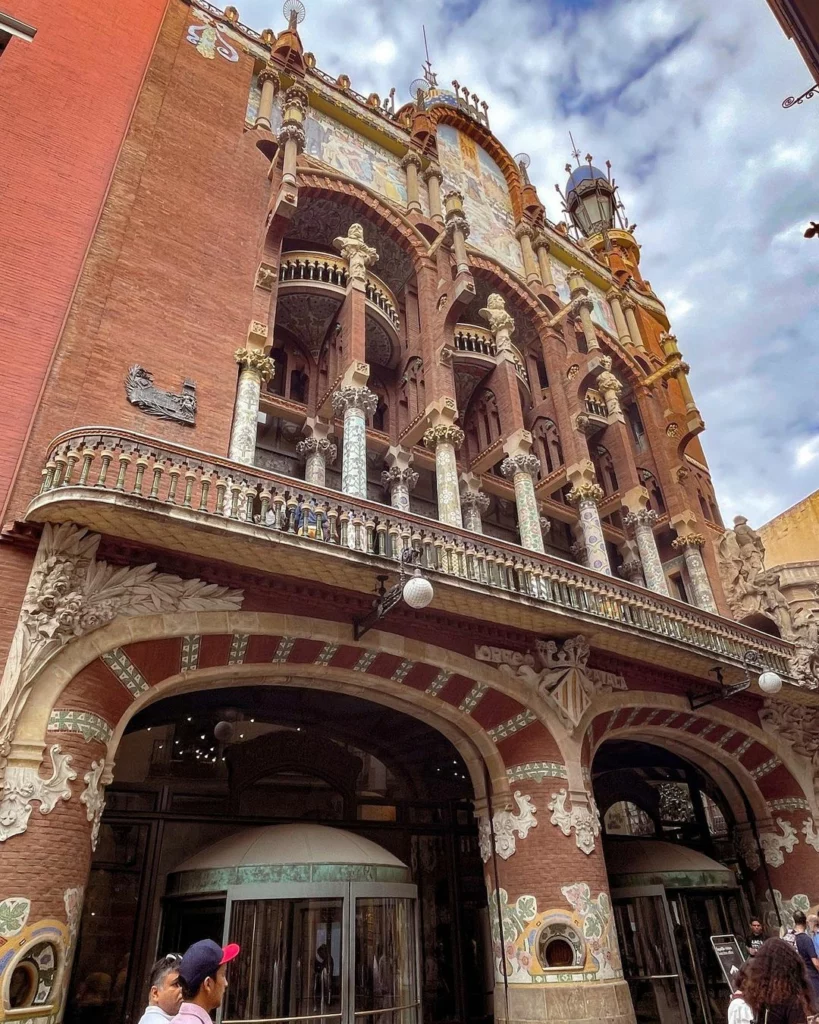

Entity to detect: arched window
[400,357,425,424]
[267,339,311,405]
[368,375,389,434]
[532,418,563,475]
[626,404,646,451]
[638,469,666,514]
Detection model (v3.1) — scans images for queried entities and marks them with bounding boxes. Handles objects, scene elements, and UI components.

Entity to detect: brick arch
[468,257,552,340]
[19,613,574,805]
[582,692,815,819]
[296,168,429,261]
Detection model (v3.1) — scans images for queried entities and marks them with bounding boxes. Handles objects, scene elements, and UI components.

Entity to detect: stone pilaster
[605,288,633,349]
[331,386,378,499]
[278,82,308,189]
[297,436,337,487]
[423,424,465,528]
[255,63,280,131]
[444,190,471,277]
[381,448,418,512]
[533,234,556,290]
[515,223,540,287]
[501,452,544,553]
[672,533,718,612]
[568,272,599,352]
[400,151,423,214]
[230,345,275,465]
[567,471,611,575]
[620,296,646,352]
[624,508,669,596]
[422,164,444,223]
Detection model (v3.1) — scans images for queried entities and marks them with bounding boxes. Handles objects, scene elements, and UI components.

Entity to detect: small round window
[8,942,58,1009]
[537,922,585,971]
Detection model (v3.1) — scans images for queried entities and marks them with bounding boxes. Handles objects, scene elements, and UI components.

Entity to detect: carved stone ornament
[256,264,276,290]
[381,465,419,490]
[331,386,378,417]
[296,437,338,464]
[461,491,490,515]
[235,348,275,382]
[477,790,537,862]
[490,636,626,732]
[80,759,112,851]
[760,818,798,867]
[567,482,605,508]
[332,223,378,282]
[0,745,76,842]
[479,294,515,354]
[548,789,601,855]
[759,701,819,799]
[500,453,540,480]
[125,366,196,425]
[671,533,706,550]
[0,523,244,770]
[624,508,659,529]
[422,424,465,451]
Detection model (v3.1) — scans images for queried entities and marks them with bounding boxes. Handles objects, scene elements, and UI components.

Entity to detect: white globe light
[758,671,783,695]
[214,720,235,743]
[403,573,434,610]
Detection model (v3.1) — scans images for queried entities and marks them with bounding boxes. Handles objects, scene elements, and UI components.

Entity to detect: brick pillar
[230,345,275,465]
[423,424,465,528]
[480,776,633,1024]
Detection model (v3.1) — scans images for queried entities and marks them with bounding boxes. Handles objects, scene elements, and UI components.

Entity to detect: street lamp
[688,650,783,710]
[353,547,434,640]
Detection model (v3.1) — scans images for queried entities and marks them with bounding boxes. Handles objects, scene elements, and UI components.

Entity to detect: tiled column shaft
[568,484,611,574]
[625,509,669,595]
[673,536,718,612]
[501,454,544,553]
[297,438,337,487]
[230,349,275,465]
[461,491,490,534]
[423,425,465,528]
[332,387,377,499]
[382,466,418,512]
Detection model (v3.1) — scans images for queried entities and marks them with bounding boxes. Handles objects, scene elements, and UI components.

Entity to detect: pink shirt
[174,1004,214,1024]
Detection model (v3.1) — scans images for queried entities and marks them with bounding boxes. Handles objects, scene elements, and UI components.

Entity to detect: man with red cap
[175,939,240,1023]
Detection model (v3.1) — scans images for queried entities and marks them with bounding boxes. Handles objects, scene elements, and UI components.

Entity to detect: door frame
[220,881,420,1024]
[611,884,695,1024]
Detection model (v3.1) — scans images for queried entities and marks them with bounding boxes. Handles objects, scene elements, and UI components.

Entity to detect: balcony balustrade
[27,428,794,682]
[453,325,529,388]
[278,251,400,333]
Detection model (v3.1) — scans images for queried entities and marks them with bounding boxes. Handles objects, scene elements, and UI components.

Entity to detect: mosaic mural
[436,124,524,274]
[247,84,420,211]
[550,259,617,336]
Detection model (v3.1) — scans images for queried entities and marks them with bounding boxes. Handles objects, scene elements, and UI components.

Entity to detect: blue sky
[237,0,819,528]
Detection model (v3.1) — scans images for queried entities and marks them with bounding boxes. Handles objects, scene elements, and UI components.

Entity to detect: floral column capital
[331,386,378,416]
[234,348,275,381]
[461,490,490,515]
[381,464,419,490]
[623,507,659,529]
[296,437,338,464]
[500,453,540,479]
[567,481,605,507]
[422,424,465,451]
[671,532,706,550]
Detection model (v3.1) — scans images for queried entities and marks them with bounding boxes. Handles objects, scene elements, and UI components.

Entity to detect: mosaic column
[400,151,423,214]
[501,453,544,553]
[568,482,611,574]
[297,437,337,487]
[254,62,280,131]
[331,386,378,500]
[672,534,718,612]
[422,164,444,223]
[423,424,465,528]
[620,296,646,352]
[461,490,490,534]
[624,508,669,596]
[229,348,275,465]
[382,464,418,513]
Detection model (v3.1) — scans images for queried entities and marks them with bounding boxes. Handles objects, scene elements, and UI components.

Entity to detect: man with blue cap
[175,939,240,1023]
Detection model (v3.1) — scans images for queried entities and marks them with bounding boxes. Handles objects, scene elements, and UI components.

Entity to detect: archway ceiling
[286,198,413,295]
[276,293,340,356]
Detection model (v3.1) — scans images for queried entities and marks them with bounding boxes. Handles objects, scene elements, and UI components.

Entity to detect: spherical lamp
[758,671,783,696]
[214,720,235,744]
[403,571,434,610]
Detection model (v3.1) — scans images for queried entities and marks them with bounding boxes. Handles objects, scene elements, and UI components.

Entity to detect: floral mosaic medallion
[488,884,623,984]
[0,896,31,938]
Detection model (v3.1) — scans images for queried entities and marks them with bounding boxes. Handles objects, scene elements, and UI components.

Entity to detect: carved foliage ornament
[477,791,537,862]
[235,348,275,382]
[0,745,76,843]
[0,524,244,768]
[548,788,601,854]
[759,818,798,867]
[80,759,112,851]
[125,366,196,425]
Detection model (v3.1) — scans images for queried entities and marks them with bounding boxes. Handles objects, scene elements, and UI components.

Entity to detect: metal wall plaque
[125,365,196,425]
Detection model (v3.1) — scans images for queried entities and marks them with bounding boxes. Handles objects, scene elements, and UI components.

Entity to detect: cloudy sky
[241,0,818,527]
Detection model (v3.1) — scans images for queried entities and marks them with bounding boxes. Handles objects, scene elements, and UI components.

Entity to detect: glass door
[220,882,418,1024]
[612,886,693,1024]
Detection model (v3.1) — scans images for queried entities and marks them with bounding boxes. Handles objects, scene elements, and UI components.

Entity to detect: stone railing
[279,251,400,332]
[585,393,608,417]
[453,325,529,387]
[30,428,793,679]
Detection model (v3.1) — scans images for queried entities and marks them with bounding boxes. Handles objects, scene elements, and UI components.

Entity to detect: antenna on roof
[569,132,582,167]
[421,25,438,86]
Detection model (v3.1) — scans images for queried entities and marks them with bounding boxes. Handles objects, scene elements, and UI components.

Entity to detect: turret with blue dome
[556,148,626,240]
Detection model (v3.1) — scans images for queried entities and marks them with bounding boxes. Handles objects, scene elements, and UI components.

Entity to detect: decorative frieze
[125,366,197,425]
[48,710,113,745]
[506,762,568,784]
[477,790,537,862]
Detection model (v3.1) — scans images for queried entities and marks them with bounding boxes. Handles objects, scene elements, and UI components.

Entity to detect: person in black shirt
[748,917,766,957]
[743,938,814,1024]
[793,911,819,1010]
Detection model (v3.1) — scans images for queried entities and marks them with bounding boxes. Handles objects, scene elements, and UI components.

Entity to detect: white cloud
[237,0,817,528]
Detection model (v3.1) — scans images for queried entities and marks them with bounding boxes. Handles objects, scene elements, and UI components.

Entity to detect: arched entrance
[64,686,490,1024]
[593,738,755,1024]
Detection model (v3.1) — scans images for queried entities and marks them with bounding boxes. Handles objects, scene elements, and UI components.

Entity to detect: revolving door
[221,883,420,1024]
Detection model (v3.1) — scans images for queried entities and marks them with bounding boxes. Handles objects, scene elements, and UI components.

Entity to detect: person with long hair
[742,938,814,1024]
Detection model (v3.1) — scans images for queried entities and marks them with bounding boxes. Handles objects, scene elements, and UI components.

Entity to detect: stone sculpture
[333,223,378,282]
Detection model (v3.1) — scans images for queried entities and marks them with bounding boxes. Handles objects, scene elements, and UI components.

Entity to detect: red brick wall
[0,0,168,517]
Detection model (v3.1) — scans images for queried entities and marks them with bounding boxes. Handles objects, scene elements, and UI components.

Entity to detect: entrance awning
[605,838,736,890]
